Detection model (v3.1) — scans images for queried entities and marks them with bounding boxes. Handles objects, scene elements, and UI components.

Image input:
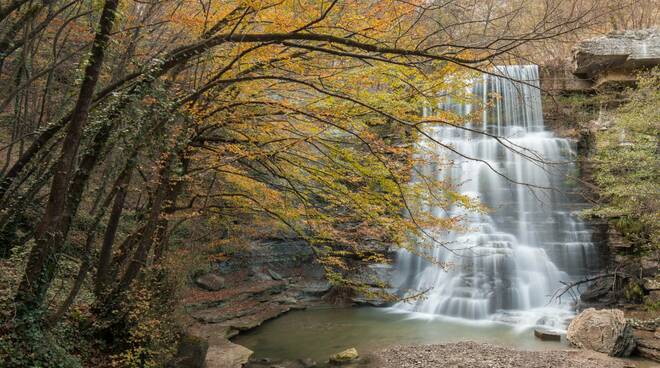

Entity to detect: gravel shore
[369,341,636,368]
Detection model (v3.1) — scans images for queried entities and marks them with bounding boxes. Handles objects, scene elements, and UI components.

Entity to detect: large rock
[195,273,225,291]
[567,308,635,357]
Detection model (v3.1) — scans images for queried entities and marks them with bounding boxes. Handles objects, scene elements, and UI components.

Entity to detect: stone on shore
[329,348,359,364]
[534,327,562,341]
[567,308,635,357]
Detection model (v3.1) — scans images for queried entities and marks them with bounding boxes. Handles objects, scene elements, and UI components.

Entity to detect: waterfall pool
[233,306,565,362]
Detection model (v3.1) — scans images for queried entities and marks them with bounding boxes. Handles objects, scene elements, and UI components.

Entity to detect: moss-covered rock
[329,347,359,365]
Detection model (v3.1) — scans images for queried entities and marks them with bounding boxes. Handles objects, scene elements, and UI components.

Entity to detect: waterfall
[392,65,600,328]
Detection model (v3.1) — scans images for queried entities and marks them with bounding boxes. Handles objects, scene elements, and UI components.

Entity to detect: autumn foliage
[0,0,636,366]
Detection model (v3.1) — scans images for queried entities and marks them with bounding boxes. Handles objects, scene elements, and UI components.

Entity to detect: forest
[0,0,658,367]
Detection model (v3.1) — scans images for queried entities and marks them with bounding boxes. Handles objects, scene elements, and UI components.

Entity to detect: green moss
[623,282,644,303]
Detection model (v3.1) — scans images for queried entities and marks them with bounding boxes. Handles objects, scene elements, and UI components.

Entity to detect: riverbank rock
[205,338,253,368]
[567,308,635,356]
[195,273,225,291]
[329,348,359,364]
[534,327,561,341]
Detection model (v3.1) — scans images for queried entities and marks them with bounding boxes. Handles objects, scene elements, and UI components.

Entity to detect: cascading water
[392,65,601,329]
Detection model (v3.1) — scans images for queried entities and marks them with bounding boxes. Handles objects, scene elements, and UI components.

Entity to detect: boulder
[195,273,225,291]
[534,327,561,341]
[329,348,359,365]
[567,308,635,357]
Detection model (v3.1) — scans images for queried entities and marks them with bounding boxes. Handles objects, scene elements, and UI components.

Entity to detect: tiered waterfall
[393,65,600,328]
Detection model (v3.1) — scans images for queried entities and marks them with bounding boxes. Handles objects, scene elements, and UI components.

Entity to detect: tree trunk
[95,165,133,296]
[114,157,172,294]
[14,0,120,317]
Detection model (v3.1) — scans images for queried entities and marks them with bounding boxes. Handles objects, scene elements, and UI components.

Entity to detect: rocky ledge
[169,239,331,368]
[180,276,331,368]
[572,28,660,89]
[369,342,640,368]
[172,237,396,368]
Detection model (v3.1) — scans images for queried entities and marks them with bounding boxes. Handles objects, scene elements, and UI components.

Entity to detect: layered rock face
[566,308,636,357]
[572,28,660,89]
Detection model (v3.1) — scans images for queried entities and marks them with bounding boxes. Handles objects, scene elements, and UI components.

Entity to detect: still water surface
[233,306,565,361]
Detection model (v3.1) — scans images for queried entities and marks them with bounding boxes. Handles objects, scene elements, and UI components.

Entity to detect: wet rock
[567,308,635,357]
[329,348,359,365]
[534,327,562,341]
[195,273,225,291]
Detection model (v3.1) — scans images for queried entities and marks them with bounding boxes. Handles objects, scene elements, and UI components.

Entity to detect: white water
[392,65,600,330]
